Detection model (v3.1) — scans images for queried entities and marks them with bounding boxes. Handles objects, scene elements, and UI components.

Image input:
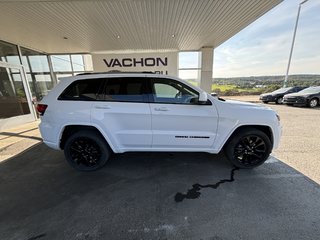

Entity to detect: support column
[200,47,213,93]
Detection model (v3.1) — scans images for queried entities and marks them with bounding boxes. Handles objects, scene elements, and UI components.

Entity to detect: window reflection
[51,55,72,72]
[29,56,50,72]
[178,51,202,86]
[20,47,53,101]
[0,66,30,118]
[71,55,85,71]
[0,40,20,64]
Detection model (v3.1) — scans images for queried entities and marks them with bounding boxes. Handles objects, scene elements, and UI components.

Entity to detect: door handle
[154,107,169,111]
[94,105,111,109]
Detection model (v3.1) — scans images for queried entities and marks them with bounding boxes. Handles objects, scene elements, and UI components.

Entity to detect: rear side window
[59,79,103,101]
[103,77,146,102]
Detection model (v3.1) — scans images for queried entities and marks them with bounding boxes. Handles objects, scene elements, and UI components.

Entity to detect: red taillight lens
[36,104,48,116]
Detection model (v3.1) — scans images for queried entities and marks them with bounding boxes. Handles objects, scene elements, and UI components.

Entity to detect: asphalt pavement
[0,144,320,240]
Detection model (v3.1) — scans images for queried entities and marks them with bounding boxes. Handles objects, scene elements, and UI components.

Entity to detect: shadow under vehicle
[259,86,305,104]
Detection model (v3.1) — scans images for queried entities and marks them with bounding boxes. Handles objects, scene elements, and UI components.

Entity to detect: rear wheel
[64,130,110,171]
[309,98,318,108]
[276,97,283,104]
[224,128,272,169]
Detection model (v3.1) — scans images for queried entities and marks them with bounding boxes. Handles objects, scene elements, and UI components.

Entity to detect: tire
[262,101,269,104]
[64,130,110,171]
[224,128,272,169]
[308,98,318,108]
[276,97,283,104]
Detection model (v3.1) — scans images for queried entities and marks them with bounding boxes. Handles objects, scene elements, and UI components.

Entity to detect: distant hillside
[213,74,320,87]
[210,74,320,96]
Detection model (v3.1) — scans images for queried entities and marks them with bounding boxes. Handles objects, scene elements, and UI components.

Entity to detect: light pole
[283,0,309,87]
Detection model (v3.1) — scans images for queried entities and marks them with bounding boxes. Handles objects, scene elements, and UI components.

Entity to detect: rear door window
[103,77,147,103]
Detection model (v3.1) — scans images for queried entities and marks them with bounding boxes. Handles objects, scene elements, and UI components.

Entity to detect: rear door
[91,77,152,151]
[149,77,218,150]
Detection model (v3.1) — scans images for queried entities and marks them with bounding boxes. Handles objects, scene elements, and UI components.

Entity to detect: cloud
[213,0,320,78]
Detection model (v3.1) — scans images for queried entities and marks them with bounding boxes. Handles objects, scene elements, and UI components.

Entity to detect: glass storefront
[0,66,30,118]
[178,51,202,86]
[0,41,31,119]
[0,39,92,129]
[50,54,89,83]
[20,47,55,101]
[0,40,20,65]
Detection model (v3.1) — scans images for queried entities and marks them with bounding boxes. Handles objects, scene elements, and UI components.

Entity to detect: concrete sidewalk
[0,121,42,162]
[221,95,260,103]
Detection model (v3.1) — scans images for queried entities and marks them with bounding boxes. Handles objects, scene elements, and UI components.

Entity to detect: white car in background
[38,72,281,171]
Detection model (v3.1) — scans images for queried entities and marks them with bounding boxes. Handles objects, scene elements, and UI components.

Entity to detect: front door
[150,78,218,150]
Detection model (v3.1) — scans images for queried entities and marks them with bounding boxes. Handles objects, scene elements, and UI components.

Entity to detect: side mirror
[198,92,208,104]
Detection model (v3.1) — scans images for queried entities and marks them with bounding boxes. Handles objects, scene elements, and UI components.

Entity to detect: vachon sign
[103,57,167,68]
[92,52,178,76]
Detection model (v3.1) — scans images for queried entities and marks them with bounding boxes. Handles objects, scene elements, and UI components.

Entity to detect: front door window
[152,78,199,104]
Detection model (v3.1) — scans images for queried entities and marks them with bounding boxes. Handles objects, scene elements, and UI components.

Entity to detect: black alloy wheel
[225,128,272,169]
[233,135,267,167]
[64,130,110,171]
[69,137,102,167]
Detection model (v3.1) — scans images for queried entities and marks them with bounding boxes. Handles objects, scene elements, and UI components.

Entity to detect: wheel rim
[277,98,283,104]
[233,135,267,167]
[69,137,102,167]
[310,99,317,107]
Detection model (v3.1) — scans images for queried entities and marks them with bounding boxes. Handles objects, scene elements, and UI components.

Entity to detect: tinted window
[59,79,103,100]
[103,77,145,102]
[151,78,199,104]
[272,87,292,94]
[299,87,320,94]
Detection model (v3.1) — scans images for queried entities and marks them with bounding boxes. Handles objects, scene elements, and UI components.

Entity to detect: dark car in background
[283,86,320,108]
[260,86,305,104]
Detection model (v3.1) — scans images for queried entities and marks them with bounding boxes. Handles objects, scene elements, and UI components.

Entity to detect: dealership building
[0,0,282,130]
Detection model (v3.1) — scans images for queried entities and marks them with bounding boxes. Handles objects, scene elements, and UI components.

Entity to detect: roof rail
[77,71,156,76]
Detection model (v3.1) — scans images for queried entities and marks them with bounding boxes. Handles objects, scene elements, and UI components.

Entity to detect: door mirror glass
[198,92,208,104]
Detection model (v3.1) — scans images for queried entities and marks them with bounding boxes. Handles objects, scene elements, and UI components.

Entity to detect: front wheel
[309,98,318,108]
[64,130,110,171]
[224,128,272,169]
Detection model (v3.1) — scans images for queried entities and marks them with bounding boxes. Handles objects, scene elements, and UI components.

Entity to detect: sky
[211,0,320,78]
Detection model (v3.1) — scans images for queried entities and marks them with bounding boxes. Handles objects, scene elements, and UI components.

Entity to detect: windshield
[298,87,320,94]
[272,87,292,94]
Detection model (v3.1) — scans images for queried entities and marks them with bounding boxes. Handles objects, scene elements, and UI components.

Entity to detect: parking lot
[1,99,320,240]
[225,96,320,184]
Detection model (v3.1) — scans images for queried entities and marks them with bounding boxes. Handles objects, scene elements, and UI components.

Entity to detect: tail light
[37,104,48,116]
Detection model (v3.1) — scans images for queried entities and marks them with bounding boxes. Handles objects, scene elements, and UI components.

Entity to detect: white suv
[38,72,281,171]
